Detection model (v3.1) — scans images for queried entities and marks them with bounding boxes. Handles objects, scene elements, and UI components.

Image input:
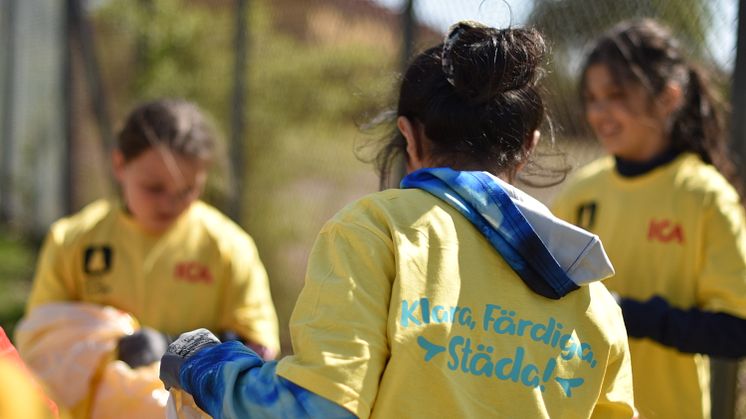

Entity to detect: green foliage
[529,0,712,58]
[93,0,395,349]
[94,0,393,190]
[94,0,395,215]
[96,0,232,108]
[94,0,394,141]
[0,230,36,337]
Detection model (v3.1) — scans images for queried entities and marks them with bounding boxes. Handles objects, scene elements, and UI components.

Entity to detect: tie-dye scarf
[401,167,613,299]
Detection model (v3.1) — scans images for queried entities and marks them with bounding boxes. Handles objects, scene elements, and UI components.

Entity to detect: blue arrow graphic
[417,336,446,361]
[555,377,584,397]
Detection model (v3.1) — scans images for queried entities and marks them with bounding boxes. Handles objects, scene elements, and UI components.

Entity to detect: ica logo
[84,245,113,275]
[576,202,597,230]
[174,261,214,284]
[647,218,684,244]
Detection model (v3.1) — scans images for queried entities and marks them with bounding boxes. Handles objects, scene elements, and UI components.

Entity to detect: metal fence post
[711,358,738,419]
[401,0,415,71]
[78,0,113,163]
[229,0,249,222]
[733,0,746,182]
[63,0,80,217]
[388,0,415,190]
[0,0,18,223]
[712,1,746,419]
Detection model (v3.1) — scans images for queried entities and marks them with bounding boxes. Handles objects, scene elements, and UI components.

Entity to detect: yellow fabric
[14,302,207,419]
[0,358,50,419]
[19,199,277,419]
[90,362,168,419]
[276,188,635,419]
[25,199,279,351]
[551,153,746,419]
[93,362,210,419]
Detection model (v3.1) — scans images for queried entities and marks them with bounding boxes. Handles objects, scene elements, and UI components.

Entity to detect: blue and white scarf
[401,167,614,299]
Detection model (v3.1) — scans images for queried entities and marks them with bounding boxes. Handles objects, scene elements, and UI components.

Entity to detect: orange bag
[0,326,59,418]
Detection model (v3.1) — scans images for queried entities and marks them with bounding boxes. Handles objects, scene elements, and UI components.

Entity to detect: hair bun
[442,22,546,103]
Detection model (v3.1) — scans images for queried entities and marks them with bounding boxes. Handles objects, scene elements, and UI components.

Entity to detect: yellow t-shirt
[24,199,279,418]
[552,153,746,419]
[25,199,279,349]
[276,188,635,419]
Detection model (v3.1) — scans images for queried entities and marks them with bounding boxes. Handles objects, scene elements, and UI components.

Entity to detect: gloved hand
[159,328,221,390]
[117,326,171,369]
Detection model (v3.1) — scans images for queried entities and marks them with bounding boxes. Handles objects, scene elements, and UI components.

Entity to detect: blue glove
[160,328,221,390]
[117,326,171,369]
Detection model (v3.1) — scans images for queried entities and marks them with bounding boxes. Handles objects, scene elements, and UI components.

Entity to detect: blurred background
[1,0,745,416]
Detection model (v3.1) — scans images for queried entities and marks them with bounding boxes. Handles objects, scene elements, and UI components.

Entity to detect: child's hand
[159,328,221,390]
[117,326,171,369]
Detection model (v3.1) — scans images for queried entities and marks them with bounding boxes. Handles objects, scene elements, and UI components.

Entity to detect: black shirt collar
[614,147,681,178]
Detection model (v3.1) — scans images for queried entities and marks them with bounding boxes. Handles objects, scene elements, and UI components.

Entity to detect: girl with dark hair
[15,99,279,419]
[160,22,636,419]
[552,18,746,419]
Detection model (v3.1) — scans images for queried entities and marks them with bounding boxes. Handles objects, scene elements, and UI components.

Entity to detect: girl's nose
[585,101,610,126]
[586,100,606,116]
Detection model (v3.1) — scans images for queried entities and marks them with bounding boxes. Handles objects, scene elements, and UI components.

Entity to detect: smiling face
[582,64,672,162]
[113,147,207,234]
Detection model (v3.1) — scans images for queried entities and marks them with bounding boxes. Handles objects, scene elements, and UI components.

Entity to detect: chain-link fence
[398,0,740,195]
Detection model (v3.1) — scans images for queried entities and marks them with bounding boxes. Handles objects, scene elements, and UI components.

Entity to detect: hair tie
[442,20,488,86]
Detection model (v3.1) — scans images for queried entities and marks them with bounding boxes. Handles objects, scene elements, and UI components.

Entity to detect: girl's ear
[527,130,540,155]
[515,130,540,174]
[657,82,685,118]
[112,149,126,182]
[397,116,426,172]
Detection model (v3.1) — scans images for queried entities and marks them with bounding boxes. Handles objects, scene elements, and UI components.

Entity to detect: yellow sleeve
[276,215,395,419]
[0,359,51,419]
[218,232,280,355]
[590,330,637,418]
[27,225,78,311]
[697,190,746,317]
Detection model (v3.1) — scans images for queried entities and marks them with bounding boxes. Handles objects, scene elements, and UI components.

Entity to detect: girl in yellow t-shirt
[158,22,636,419]
[15,99,279,419]
[552,18,746,419]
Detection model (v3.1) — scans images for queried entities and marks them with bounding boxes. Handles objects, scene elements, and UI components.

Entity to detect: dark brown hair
[374,23,548,185]
[580,18,735,185]
[117,98,217,163]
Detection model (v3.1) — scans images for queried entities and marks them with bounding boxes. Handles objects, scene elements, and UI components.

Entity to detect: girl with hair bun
[160,22,636,419]
[552,18,746,419]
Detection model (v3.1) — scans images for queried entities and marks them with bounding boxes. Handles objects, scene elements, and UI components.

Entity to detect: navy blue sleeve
[619,296,746,359]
